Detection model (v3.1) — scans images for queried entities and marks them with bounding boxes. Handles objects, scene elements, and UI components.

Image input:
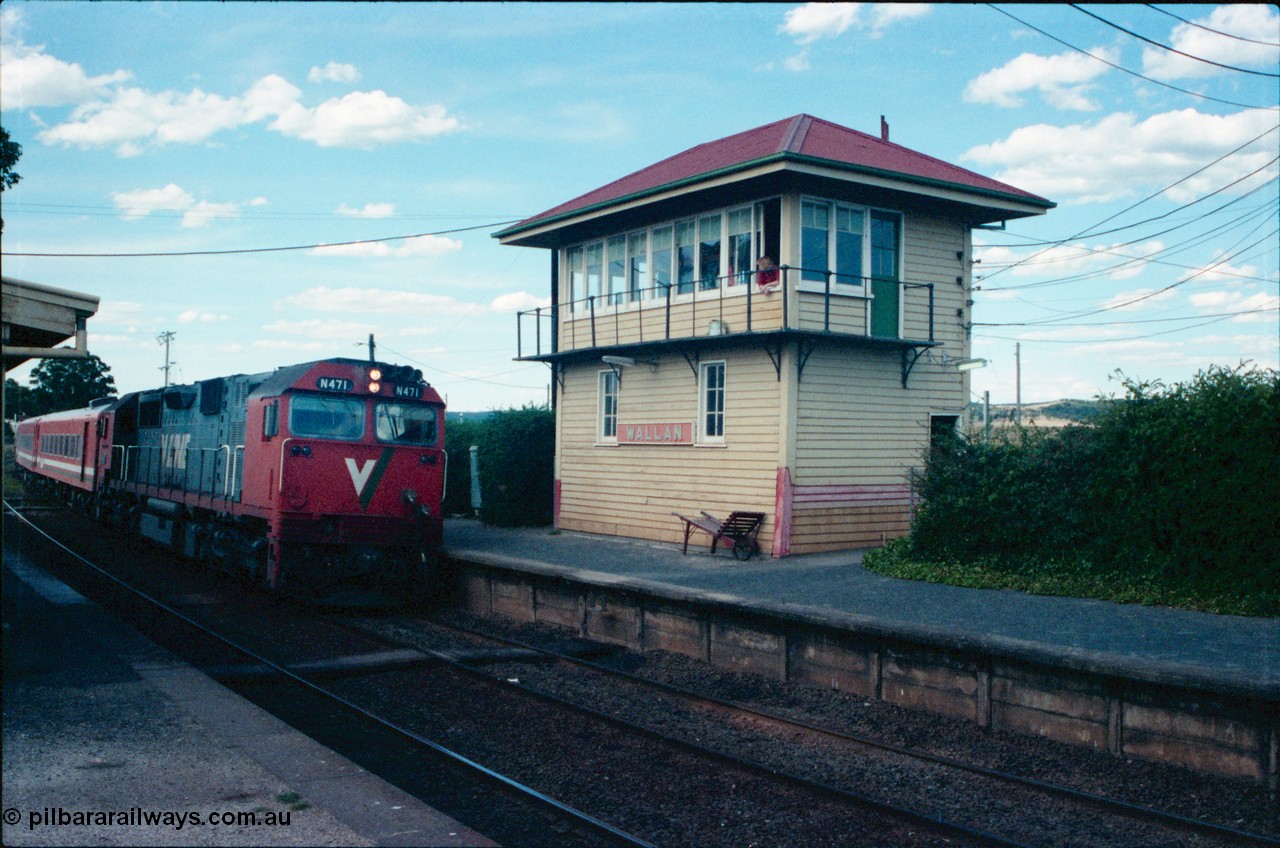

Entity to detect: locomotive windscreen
[374,402,439,446]
[288,394,365,440]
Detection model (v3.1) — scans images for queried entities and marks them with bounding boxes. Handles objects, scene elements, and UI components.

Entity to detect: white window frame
[561,199,783,313]
[597,368,619,444]
[798,196,872,295]
[698,360,726,445]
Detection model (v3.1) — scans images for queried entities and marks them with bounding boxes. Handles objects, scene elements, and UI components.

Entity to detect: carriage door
[870,211,902,338]
[80,421,90,481]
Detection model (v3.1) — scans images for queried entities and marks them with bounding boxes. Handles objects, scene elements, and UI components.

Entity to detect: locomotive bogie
[12,357,446,606]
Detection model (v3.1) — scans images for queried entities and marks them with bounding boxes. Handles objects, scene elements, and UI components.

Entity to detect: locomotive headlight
[368,382,381,393]
[369,368,383,381]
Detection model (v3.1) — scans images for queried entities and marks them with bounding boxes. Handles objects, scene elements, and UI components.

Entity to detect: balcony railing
[516,266,935,359]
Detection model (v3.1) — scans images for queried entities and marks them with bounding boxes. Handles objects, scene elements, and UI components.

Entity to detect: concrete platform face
[442,518,1279,784]
[2,548,493,847]
[443,518,1279,694]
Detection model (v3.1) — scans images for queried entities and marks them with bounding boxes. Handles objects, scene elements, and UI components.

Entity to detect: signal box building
[497,115,1053,556]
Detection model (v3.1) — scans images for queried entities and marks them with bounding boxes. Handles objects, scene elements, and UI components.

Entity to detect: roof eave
[497,153,1053,247]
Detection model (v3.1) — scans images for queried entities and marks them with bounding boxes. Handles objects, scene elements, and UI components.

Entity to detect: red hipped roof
[499,114,1052,239]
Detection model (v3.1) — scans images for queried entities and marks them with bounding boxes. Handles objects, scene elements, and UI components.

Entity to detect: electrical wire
[982,227,1278,326]
[1070,4,1279,78]
[376,342,547,391]
[985,5,1279,111]
[978,192,1278,291]
[1145,4,1280,48]
[977,146,1279,287]
[974,302,1280,329]
[1,219,523,258]
[976,303,1278,343]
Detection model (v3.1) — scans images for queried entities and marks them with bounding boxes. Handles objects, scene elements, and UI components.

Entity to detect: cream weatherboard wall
[554,347,784,550]
[553,209,976,555]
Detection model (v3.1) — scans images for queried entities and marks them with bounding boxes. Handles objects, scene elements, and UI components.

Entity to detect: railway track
[3,501,650,848]
[364,612,1279,848]
[7,499,1277,847]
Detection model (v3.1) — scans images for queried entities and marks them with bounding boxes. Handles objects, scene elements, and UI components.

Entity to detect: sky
[2,2,1277,411]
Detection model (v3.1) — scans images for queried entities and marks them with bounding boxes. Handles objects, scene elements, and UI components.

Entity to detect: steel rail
[420,615,1280,848]
[1,501,656,848]
[333,617,1038,848]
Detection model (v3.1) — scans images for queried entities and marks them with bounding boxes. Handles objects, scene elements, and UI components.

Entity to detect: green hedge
[444,406,554,527]
[900,364,1279,613]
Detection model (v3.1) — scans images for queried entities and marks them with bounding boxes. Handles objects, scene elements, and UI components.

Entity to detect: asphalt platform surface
[1,546,493,847]
[443,518,1278,696]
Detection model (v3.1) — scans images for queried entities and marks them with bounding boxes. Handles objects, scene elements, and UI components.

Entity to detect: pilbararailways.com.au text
[5,806,293,831]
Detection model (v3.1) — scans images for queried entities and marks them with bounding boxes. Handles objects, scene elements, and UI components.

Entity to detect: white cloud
[783,50,811,72]
[308,61,360,84]
[336,202,396,218]
[1143,5,1280,81]
[268,90,461,148]
[34,62,459,155]
[963,48,1115,110]
[975,240,1166,281]
[490,291,551,312]
[1097,287,1178,313]
[962,108,1279,203]
[781,3,859,43]
[177,310,228,323]
[111,183,244,227]
[39,76,300,155]
[310,234,462,258]
[1178,252,1266,284]
[181,200,240,228]
[780,3,928,43]
[261,318,378,339]
[277,286,472,315]
[0,40,131,108]
[1187,291,1279,322]
[112,184,195,220]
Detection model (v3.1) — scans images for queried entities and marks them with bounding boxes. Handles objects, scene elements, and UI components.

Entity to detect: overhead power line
[1070,4,1280,78]
[977,300,1279,344]
[0,219,522,258]
[1145,5,1280,48]
[985,5,1279,111]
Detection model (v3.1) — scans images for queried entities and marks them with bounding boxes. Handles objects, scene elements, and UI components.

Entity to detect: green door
[870,212,901,338]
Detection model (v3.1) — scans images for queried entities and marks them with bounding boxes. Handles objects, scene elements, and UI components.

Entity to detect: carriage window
[375,403,438,445]
[288,394,365,440]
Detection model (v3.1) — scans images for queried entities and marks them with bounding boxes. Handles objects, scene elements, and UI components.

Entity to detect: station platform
[1,548,494,848]
[443,518,1278,697]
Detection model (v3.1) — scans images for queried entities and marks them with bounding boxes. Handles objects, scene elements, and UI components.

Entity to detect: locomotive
[14,357,446,605]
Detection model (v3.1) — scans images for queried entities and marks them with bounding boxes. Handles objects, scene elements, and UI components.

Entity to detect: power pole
[1015,342,1022,427]
[368,333,376,363]
[157,330,176,388]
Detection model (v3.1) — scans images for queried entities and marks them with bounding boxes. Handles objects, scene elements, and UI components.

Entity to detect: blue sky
[2,2,1276,411]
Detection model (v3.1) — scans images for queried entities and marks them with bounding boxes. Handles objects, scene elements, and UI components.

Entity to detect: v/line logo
[344,449,395,509]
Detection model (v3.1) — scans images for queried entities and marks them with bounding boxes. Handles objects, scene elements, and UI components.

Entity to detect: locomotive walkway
[1,548,492,847]
[442,518,1278,695]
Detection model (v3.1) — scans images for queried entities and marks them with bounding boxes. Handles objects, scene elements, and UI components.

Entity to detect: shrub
[904,364,1279,608]
[472,405,555,527]
[442,419,483,516]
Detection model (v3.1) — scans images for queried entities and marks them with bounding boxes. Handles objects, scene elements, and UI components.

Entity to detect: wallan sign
[618,422,694,445]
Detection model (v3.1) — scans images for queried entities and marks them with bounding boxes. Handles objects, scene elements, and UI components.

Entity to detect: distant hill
[971,398,1110,428]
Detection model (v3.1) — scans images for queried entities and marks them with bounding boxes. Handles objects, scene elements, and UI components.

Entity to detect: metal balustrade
[516,266,934,359]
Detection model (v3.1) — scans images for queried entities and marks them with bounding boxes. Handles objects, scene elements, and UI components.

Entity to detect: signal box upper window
[289,394,365,440]
[375,402,438,446]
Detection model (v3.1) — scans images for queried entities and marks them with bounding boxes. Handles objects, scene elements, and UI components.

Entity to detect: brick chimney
[880,115,889,142]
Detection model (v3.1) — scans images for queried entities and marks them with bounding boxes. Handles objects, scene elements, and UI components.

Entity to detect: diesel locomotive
[14,357,446,604]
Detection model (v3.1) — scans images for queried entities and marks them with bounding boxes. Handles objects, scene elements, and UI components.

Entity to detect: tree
[0,125,21,235]
[27,354,117,416]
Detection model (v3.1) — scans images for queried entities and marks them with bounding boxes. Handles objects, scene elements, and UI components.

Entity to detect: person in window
[756,255,780,294]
